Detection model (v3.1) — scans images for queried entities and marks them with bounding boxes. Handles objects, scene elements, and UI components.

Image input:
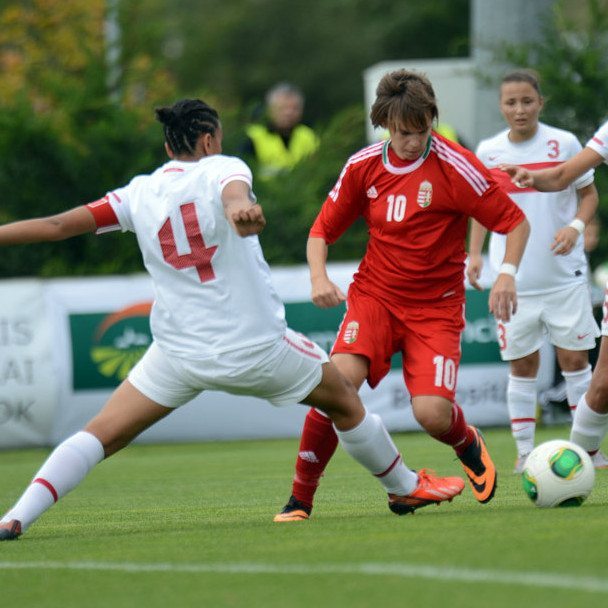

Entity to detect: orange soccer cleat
[273,495,312,522]
[388,469,465,515]
[458,426,497,503]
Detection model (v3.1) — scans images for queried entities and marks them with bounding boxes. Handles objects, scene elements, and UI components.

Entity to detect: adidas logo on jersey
[366,185,378,199]
[298,451,320,463]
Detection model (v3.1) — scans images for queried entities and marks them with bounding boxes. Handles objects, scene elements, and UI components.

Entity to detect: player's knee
[413,406,450,435]
[311,362,361,412]
[559,351,589,371]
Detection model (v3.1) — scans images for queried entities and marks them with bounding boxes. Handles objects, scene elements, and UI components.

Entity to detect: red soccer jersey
[310,133,525,309]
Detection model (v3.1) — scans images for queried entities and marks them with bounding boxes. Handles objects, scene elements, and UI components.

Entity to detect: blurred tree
[0,0,176,122]
[144,0,469,126]
[0,0,173,277]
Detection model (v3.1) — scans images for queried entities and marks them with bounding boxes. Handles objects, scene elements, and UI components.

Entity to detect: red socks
[432,403,475,456]
[291,408,339,508]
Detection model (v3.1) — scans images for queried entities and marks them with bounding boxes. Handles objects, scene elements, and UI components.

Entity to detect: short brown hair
[370,69,438,130]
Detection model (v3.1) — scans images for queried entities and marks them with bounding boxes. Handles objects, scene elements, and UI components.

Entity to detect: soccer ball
[521,440,595,508]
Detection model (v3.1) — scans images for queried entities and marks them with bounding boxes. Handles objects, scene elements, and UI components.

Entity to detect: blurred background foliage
[0,0,607,276]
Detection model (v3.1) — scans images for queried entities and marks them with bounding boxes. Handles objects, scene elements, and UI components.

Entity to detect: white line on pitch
[0,561,607,593]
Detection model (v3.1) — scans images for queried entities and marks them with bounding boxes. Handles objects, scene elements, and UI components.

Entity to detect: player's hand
[551,226,578,256]
[311,276,346,308]
[489,273,517,322]
[466,253,484,291]
[231,204,266,236]
[500,164,534,189]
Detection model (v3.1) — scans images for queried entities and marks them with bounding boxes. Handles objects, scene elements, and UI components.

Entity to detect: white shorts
[496,283,600,361]
[128,328,329,408]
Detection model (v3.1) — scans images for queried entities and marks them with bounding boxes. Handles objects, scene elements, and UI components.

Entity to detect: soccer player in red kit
[274,69,530,521]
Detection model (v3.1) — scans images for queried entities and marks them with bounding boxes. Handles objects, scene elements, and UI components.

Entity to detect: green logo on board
[70,302,152,390]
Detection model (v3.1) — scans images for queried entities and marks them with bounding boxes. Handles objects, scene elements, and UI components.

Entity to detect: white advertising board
[1,263,554,449]
[0,280,59,448]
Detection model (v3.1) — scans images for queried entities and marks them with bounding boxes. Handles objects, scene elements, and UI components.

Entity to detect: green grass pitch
[0,424,606,608]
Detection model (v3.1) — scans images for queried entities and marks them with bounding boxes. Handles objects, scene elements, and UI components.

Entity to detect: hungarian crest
[417,180,433,208]
[343,321,359,344]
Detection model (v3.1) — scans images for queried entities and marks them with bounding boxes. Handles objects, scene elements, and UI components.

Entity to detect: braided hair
[155,99,220,156]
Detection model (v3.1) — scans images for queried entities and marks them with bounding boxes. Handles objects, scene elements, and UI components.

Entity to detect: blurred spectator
[241,82,319,179]
[435,121,470,149]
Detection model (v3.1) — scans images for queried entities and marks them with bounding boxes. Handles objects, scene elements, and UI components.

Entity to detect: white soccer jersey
[587,120,608,162]
[93,155,286,359]
[476,122,595,295]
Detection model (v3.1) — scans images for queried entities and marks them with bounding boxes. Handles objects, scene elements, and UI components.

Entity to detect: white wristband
[499,263,517,277]
[568,218,585,235]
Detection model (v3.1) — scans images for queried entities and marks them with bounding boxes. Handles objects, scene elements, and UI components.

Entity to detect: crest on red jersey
[343,321,359,344]
[417,180,433,208]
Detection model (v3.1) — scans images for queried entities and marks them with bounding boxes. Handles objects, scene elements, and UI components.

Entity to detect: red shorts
[331,287,465,400]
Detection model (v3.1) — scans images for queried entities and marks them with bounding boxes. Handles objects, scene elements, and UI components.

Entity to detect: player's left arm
[221,180,266,237]
[0,206,97,247]
[551,183,599,256]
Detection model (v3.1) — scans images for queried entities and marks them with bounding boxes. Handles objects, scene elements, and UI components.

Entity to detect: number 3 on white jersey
[433,355,456,390]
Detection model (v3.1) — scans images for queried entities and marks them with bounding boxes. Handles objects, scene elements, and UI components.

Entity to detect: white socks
[507,375,537,457]
[570,393,608,453]
[335,412,418,495]
[1,431,104,531]
[562,365,592,413]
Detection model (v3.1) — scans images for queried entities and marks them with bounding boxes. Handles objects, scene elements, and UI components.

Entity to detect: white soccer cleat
[590,449,608,470]
[513,453,530,474]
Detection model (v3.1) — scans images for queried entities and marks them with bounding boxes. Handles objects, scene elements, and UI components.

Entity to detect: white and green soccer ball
[521,440,595,508]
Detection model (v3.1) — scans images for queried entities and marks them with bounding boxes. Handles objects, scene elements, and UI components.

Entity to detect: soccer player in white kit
[0,99,466,541]
[467,71,603,472]
[503,117,608,475]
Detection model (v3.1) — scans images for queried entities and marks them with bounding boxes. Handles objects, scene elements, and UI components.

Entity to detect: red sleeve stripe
[86,196,120,231]
[220,173,252,186]
[432,139,489,196]
[592,136,605,146]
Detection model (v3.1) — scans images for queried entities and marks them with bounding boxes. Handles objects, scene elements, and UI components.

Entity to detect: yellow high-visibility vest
[246,123,319,179]
[435,122,459,143]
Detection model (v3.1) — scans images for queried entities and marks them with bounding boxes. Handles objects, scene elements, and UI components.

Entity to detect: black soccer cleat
[273,495,312,522]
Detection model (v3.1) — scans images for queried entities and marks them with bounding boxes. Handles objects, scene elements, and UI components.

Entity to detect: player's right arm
[306,236,346,308]
[466,219,488,291]
[221,179,266,237]
[503,147,604,192]
[0,206,97,246]
[306,157,365,308]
